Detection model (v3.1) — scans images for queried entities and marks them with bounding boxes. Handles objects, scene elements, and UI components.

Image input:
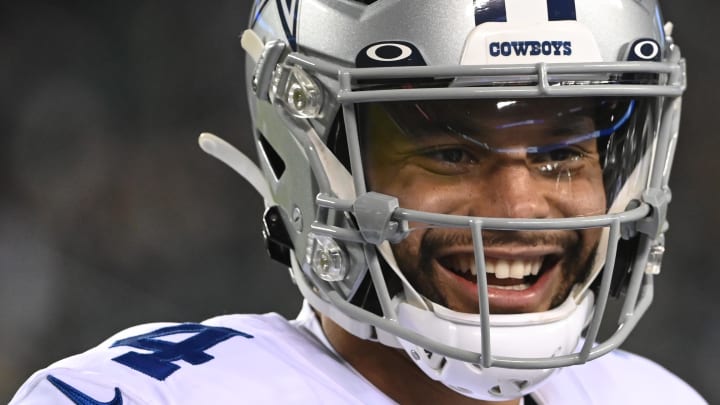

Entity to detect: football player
[11,0,706,403]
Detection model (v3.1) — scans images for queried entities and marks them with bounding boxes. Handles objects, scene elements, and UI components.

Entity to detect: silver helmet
[205,0,685,400]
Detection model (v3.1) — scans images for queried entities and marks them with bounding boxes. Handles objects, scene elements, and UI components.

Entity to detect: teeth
[444,256,544,280]
[485,258,543,279]
[494,260,510,279]
[531,260,541,276]
[457,256,476,275]
[509,261,525,279]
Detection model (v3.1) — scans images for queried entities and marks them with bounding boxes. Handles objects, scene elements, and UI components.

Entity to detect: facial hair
[392,228,597,313]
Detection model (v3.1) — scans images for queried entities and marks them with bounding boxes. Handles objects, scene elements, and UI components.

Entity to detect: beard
[391,228,598,313]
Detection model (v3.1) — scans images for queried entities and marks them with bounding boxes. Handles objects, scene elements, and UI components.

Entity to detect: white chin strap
[574,154,651,299]
[394,291,594,400]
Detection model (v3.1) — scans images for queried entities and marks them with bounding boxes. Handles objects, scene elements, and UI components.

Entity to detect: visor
[360,97,653,219]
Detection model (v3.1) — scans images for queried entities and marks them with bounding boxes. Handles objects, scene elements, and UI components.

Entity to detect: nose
[475,162,552,219]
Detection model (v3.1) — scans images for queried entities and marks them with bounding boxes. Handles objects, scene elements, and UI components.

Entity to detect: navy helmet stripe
[546,0,577,21]
[251,0,271,28]
[474,0,507,25]
[291,0,299,42]
[275,0,299,50]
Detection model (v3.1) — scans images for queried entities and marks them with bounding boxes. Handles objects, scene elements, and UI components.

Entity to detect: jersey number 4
[110,323,253,380]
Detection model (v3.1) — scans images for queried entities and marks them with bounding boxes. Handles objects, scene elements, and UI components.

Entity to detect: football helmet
[201,0,685,400]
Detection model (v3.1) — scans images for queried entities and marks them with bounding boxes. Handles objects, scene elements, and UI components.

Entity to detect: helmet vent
[258,131,286,180]
[353,0,380,5]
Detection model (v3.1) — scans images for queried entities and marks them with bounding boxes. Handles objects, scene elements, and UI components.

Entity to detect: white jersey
[10,303,706,405]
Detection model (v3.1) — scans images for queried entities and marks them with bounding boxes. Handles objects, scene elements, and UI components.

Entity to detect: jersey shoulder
[534,349,707,404]
[10,312,392,404]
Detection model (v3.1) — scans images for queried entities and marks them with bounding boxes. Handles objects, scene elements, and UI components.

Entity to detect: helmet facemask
[275,61,682,399]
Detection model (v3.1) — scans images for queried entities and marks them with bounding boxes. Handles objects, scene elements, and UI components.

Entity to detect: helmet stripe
[250,0,271,28]
[474,0,508,25]
[475,0,577,25]
[546,0,577,21]
[276,0,299,51]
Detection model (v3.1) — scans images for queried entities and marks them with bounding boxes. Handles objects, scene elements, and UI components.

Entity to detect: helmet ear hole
[595,236,640,298]
[325,110,352,173]
[348,251,403,316]
[258,131,286,180]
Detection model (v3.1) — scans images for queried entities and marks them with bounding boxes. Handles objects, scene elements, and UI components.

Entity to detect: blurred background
[1,0,718,402]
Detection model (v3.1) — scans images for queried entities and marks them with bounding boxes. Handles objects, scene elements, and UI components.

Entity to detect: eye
[410,146,481,175]
[530,147,585,174]
[425,147,477,164]
[546,148,583,163]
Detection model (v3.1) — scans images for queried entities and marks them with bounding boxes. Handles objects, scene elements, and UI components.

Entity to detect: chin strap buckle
[646,235,666,275]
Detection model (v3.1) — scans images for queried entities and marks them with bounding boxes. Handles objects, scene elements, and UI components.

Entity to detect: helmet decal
[356,41,427,68]
[463,0,602,65]
[250,0,299,51]
[627,39,662,61]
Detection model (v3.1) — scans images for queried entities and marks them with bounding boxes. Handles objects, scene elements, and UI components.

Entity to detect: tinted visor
[359,97,650,220]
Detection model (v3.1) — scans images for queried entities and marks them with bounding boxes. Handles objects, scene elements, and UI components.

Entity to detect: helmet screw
[292,206,303,232]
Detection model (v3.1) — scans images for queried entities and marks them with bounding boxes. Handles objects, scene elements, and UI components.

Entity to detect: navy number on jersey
[110,323,253,380]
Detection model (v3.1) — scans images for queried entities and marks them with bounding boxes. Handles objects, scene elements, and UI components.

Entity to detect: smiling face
[360,98,618,314]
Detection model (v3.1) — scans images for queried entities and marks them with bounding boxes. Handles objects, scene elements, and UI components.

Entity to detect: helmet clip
[636,187,672,239]
[251,39,286,101]
[352,192,406,245]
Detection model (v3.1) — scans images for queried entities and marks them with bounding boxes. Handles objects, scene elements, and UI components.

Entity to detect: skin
[320,99,609,404]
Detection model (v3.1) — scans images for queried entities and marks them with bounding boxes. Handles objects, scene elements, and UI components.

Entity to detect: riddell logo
[489,41,572,57]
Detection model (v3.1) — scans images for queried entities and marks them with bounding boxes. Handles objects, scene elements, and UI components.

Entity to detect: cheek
[580,227,603,255]
[549,173,607,217]
[366,157,487,218]
[389,229,424,276]
[369,166,478,216]
[399,181,469,213]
